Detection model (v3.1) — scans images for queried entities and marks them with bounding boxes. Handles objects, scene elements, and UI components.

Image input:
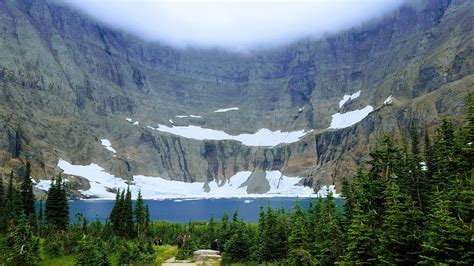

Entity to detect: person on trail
[176,234,187,248]
[211,238,218,250]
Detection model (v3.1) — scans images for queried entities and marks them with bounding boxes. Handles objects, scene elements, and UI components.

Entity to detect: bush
[75,237,109,266]
[44,234,64,258]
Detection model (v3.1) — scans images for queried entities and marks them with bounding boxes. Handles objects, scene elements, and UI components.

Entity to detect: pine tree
[218,212,230,251]
[20,161,35,220]
[6,171,21,220]
[123,186,134,237]
[206,214,217,248]
[288,202,313,265]
[5,213,39,265]
[250,205,266,262]
[420,192,473,264]
[378,180,422,264]
[223,226,252,263]
[288,202,309,250]
[340,203,379,264]
[45,175,69,230]
[134,190,146,237]
[109,189,122,234]
[313,193,344,264]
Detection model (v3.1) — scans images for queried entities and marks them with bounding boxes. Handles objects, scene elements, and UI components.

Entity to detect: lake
[65,197,344,223]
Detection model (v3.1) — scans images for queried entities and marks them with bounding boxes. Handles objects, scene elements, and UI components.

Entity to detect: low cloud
[60,0,413,51]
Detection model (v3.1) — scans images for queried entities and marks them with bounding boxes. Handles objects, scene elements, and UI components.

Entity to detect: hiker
[211,238,218,250]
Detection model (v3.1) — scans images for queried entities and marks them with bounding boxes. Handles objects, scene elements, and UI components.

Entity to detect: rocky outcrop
[0,0,472,197]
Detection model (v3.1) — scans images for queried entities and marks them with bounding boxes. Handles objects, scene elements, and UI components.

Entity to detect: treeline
[0,95,472,265]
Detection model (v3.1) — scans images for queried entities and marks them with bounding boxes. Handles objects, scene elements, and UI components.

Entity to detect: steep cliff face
[0,0,472,197]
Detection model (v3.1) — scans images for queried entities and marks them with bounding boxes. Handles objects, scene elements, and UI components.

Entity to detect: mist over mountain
[60,0,413,51]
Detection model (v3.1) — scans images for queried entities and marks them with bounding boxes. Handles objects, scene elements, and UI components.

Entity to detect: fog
[60,0,414,51]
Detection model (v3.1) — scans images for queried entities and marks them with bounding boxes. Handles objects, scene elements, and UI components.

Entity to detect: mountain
[0,0,472,198]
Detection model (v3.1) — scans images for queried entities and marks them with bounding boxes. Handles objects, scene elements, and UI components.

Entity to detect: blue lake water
[65,197,344,224]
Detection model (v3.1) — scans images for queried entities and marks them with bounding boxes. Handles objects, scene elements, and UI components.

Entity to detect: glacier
[34,159,338,200]
[148,125,311,147]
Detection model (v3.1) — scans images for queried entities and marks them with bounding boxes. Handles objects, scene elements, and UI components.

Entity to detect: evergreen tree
[5,213,39,265]
[75,237,109,265]
[288,202,311,265]
[218,212,230,252]
[378,180,421,264]
[313,193,344,264]
[6,171,21,220]
[45,175,69,230]
[223,226,252,264]
[109,189,123,234]
[123,186,134,237]
[206,214,217,248]
[134,190,146,237]
[340,203,379,264]
[250,205,266,262]
[420,192,473,264]
[20,161,35,220]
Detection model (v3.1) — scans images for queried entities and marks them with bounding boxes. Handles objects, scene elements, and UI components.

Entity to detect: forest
[0,95,472,265]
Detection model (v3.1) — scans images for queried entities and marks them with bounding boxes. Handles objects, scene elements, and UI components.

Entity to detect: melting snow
[100,139,116,154]
[384,95,394,105]
[176,115,202,118]
[214,107,239,113]
[339,90,361,108]
[329,105,373,129]
[148,125,311,147]
[36,159,330,199]
[316,185,339,197]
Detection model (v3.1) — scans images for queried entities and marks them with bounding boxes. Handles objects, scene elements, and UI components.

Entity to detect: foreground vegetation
[0,96,473,265]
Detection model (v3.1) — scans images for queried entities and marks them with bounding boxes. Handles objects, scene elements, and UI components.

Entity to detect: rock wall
[0,0,472,197]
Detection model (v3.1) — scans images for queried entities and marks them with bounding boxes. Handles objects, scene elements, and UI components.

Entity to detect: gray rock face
[242,170,271,194]
[0,0,472,197]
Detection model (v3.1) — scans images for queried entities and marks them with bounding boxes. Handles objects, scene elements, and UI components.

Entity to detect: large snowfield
[149,125,311,147]
[35,159,338,200]
[329,105,374,129]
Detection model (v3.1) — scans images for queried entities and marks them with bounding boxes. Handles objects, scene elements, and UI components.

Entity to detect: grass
[154,244,179,265]
[38,255,75,266]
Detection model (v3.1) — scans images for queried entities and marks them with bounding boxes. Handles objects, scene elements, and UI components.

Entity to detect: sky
[61,0,414,51]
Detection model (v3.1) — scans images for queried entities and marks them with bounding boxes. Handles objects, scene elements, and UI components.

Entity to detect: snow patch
[149,125,311,147]
[384,95,394,105]
[100,139,116,154]
[316,185,339,197]
[133,121,139,125]
[36,160,328,199]
[176,115,202,118]
[329,105,373,129]
[339,90,361,108]
[126,118,133,123]
[169,119,174,125]
[214,107,239,113]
